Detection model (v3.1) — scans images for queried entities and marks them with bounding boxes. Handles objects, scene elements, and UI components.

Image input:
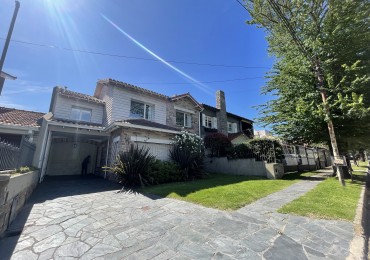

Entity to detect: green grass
[139,174,299,210]
[278,175,365,221]
[351,160,368,174]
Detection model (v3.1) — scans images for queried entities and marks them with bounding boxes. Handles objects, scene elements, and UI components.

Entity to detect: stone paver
[0,175,356,259]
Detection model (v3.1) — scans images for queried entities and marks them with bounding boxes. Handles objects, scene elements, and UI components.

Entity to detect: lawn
[351,160,368,174]
[139,173,299,210]
[278,174,365,221]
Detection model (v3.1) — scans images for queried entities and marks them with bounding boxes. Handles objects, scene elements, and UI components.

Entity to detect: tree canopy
[245,0,370,153]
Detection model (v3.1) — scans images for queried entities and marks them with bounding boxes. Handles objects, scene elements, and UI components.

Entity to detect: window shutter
[188,114,192,127]
[233,123,237,133]
[202,114,206,126]
[213,117,218,129]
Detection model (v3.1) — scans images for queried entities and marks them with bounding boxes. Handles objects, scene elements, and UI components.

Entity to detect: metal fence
[281,143,331,172]
[0,137,36,170]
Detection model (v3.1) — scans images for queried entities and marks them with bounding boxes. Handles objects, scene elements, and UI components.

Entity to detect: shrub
[204,133,231,157]
[148,160,183,184]
[170,131,204,180]
[232,143,255,159]
[109,144,155,187]
[245,138,283,162]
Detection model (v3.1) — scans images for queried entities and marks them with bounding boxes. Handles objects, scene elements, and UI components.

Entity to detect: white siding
[136,142,170,161]
[110,87,167,124]
[53,95,104,124]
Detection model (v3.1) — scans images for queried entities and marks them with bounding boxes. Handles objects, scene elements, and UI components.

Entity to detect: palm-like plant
[109,144,155,187]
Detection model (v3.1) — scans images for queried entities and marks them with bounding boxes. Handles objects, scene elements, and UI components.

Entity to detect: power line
[235,0,249,12]
[131,76,264,85]
[0,37,270,69]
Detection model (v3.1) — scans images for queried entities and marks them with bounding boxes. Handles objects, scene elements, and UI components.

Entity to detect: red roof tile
[0,107,45,127]
[56,87,105,104]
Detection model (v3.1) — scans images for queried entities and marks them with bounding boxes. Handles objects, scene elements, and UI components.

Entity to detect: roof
[202,104,253,123]
[49,117,104,129]
[0,107,44,127]
[171,93,203,109]
[228,132,245,141]
[97,79,168,99]
[116,119,180,132]
[54,86,105,104]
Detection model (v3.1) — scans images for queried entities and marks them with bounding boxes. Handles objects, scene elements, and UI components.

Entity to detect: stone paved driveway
[0,176,355,259]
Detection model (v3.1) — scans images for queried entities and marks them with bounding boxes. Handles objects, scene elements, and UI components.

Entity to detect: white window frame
[176,111,192,128]
[130,100,154,120]
[228,122,237,133]
[204,115,213,128]
[70,106,92,122]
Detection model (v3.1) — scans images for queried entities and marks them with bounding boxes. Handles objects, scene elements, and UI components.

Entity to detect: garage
[136,142,171,161]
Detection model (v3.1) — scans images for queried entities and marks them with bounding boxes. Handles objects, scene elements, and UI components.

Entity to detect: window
[130,100,154,120]
[204,115,213,128]
[202,115,217,129]
[228,122,237,133]
[70,107,92,122]
[176,111,192,127]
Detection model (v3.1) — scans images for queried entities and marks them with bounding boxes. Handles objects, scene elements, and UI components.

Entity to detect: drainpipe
[104,136,110,179]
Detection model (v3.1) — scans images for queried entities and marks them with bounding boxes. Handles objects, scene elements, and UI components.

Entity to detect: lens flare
[101,14,213,95]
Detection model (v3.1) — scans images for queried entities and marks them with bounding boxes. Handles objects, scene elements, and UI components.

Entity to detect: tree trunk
[315,59,345,186]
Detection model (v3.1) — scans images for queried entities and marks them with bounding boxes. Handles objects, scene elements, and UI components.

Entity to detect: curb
[347,171,369,260]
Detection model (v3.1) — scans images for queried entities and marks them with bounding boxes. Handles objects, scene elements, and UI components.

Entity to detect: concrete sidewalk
[0,174,355,259]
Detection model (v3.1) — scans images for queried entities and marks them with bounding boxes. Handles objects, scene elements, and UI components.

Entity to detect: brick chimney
[216,90,228,135]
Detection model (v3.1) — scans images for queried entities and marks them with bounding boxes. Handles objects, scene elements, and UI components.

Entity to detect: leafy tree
[244,1,370,154]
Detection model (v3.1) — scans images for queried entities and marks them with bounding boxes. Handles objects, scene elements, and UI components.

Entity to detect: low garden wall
[203,157,284,179]
[0,170,39,237]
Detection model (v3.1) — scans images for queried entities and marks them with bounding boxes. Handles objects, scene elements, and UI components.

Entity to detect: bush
[109,144,155,187]
[170,131,204,180]
[204,133,231,157]
[148,160,183,184]
[232,144,255,159]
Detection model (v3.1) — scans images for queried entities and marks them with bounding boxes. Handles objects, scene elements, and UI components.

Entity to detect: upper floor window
[130,100,154,120]
[228,122,237,133]
[70,107,91,122]
[176,111,192,128]
[202,114,217,129]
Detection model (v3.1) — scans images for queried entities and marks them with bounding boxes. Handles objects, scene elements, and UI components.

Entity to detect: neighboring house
[0,107,44,170]
[254,129,273,138]
[0,107,43,146]
[200,90,254,144]
[33,79,202,181]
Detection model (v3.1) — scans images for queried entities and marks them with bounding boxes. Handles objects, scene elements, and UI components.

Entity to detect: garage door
[136,142,170,161]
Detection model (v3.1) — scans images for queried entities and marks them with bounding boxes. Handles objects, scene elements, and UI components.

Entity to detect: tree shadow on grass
[136,173,281,199]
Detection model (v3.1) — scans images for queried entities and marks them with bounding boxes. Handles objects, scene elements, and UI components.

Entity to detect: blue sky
[0,0,273,128]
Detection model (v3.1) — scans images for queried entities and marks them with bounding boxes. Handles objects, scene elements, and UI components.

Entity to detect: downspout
[104,136,110,179]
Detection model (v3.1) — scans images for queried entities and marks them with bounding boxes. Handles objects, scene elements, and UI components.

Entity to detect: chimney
[216,90,228,135]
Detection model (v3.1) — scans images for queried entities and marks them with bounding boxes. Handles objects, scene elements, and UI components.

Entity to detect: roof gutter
[106,121,180,134]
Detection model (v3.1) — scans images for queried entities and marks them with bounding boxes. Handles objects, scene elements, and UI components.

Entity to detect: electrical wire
[0,37,270,69]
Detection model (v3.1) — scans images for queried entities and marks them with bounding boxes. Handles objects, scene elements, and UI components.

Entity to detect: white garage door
[136,142,170,161]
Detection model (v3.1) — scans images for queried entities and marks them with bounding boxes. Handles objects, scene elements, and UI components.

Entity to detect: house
[200,90,254,144]
[0,107,44,170]
[33,79,202,181]
[254,129,273,138]
[0,107,43,146]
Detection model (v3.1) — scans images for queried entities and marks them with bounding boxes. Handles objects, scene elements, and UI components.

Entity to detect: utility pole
[0,1,20,95]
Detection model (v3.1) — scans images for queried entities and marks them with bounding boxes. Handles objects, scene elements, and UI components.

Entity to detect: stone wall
[203,157,284,179]
[0,170,39,237]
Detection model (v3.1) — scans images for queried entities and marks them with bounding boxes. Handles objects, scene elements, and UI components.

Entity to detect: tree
[244,0,370,185]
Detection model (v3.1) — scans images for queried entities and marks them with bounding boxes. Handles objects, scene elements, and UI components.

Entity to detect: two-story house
[33,79,202,181]
[200,90,254,144]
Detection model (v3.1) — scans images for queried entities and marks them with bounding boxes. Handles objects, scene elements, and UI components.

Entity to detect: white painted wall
[204,157,266,177]
[110,87,167,125]
[53,95,104,124]
[6,171,39,203]
[46,142,97,175]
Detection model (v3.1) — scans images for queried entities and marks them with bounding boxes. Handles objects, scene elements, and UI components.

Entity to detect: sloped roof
[0,107,45,127]
[117,118,180,132]
[97,79,168,99]
[49,117,104,129]
[171,93,203,109]
[202,104,253,123]
[55,86,105,104]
